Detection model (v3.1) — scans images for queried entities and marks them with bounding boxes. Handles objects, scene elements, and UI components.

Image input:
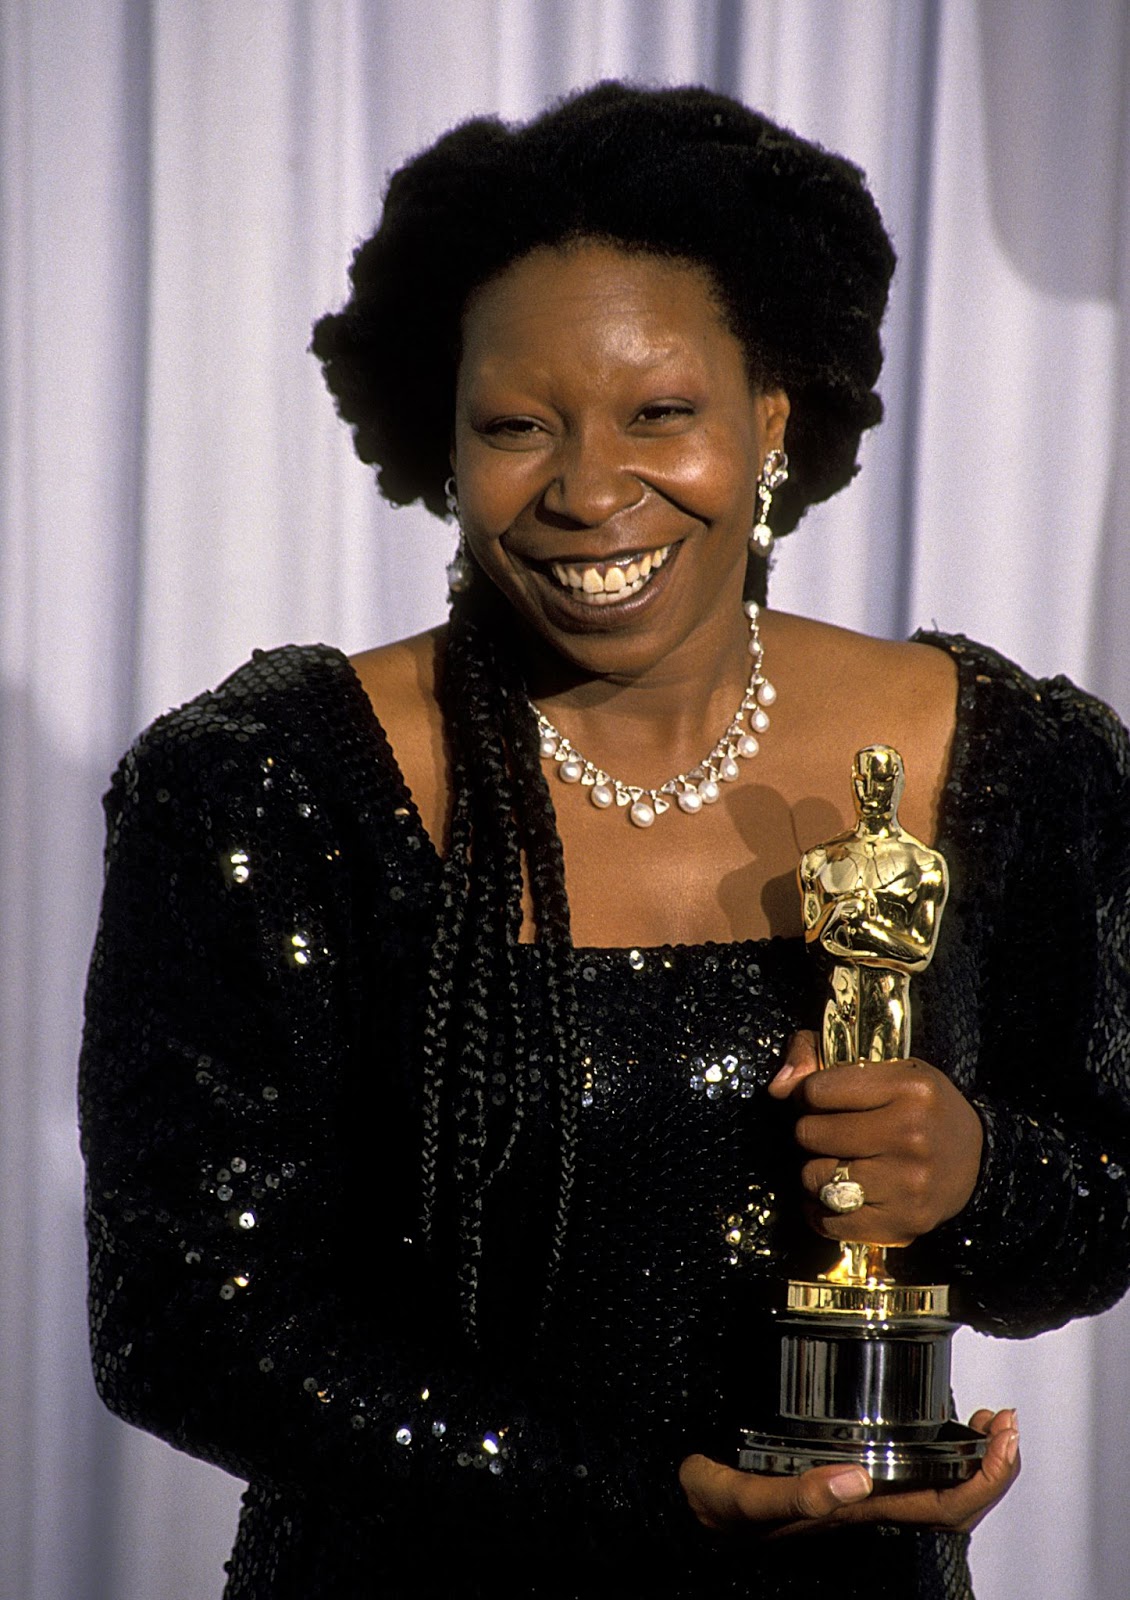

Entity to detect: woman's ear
[759,388,790,453]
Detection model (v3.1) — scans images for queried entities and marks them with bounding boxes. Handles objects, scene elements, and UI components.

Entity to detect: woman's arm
[773,677,1130,1333]
[924,682,1130,1332]
[79,700,702,1561]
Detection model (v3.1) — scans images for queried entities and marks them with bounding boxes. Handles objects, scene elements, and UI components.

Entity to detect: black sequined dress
[80,634,1130,1598]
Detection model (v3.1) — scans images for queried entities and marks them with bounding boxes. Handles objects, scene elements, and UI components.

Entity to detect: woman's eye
[483,416,542,437]
[637,402,694,424]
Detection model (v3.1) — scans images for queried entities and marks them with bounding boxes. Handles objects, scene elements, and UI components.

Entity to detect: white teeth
[587,574,646,604]
[547,545,671,603]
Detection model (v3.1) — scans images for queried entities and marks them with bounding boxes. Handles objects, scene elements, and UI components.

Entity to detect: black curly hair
[313,80,895,540]
[312,83,896,1348]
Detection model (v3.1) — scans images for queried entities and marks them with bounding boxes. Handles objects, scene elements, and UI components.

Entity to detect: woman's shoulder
[767,612,1127,843]
[775,610,1126,759]
[132,642,361,753]
[349,629,448,849]
[111,641,402,824]
[348,627,444,735]
[768,611,958,721]
[763,613,960,844]
[916,629,1129,778]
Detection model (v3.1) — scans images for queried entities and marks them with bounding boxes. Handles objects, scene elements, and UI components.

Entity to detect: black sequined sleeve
[927,675,1130,1335]
[78,688,699,1566]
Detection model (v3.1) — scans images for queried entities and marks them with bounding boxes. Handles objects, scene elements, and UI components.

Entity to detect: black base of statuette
[739,1307,988,1488]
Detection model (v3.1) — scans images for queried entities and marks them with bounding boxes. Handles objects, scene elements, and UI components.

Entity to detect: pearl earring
[444,475,473,599]
[749,449,789,556]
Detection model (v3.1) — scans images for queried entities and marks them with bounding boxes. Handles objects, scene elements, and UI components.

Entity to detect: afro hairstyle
[312,81,896,538]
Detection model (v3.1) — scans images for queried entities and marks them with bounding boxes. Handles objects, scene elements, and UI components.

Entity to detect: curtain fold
[3,4,1126,1595]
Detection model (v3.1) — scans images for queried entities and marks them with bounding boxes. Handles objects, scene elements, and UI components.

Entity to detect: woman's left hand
[767,1031,984,1244]
[680,1407,1020,1537]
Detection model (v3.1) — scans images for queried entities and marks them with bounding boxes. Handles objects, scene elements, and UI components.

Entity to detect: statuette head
[851,744,905,820]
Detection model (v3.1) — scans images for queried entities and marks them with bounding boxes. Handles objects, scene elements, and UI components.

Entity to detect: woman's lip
[536,545,665,569]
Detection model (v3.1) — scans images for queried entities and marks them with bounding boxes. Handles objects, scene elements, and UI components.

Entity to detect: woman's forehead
[458,243,738,375]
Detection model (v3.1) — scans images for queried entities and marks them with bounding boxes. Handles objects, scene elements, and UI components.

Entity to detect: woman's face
[452,243,789,680]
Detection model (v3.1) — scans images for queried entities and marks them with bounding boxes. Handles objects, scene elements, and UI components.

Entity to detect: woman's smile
[547,542,672,602]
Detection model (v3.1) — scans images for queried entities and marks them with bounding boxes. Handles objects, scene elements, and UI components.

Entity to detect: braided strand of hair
[497,657,579,1323]
[420,585,581,1345]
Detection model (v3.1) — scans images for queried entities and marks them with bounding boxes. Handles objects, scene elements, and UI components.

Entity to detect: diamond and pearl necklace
[531,601,776,828]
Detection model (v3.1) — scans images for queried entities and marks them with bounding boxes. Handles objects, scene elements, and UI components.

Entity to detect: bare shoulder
[768,611,956,716]
[349,627,444,718]
[763,611,959,843]
[349,628,447,843]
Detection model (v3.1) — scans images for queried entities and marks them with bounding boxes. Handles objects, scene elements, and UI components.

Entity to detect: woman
[80,84,1130,1597]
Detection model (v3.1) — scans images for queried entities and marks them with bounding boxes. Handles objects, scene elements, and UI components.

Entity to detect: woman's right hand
[678,1407,1019,1537]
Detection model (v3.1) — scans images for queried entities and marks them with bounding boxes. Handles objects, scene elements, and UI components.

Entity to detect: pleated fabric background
[3,3,1128,1596]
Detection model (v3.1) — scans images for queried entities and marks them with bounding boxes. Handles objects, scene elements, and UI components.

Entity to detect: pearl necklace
[531,602,776,828]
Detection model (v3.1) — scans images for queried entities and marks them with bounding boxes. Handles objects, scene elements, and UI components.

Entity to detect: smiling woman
[79,83,1130,1599]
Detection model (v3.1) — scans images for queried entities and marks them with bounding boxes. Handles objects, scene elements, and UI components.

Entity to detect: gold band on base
[786,1277,950,1319]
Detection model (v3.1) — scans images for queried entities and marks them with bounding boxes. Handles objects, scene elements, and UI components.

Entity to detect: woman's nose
[540,430,643,526]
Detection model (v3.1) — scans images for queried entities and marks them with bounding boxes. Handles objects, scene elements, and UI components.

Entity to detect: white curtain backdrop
[3,2,1128,1596]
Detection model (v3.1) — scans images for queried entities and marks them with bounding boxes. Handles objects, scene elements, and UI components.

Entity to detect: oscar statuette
[740,745,988,1486]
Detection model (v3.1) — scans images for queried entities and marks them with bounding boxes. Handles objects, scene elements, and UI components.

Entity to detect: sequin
[395,1426,412,1446]
[722,1185,778,1265]
[690,1049,754,1101]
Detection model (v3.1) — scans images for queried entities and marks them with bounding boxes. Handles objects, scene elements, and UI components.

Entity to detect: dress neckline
[330,631,980,956]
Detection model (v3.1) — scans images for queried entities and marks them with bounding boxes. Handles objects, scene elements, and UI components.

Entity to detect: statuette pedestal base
[739,1278,987,1488]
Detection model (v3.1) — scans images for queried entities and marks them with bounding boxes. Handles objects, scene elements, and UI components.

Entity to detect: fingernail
[770,1065,796,1088]
[828,1467,871,1502]
[1005,1431,1019,1466]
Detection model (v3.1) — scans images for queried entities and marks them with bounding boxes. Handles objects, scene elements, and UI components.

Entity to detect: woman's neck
[515,605,761,792]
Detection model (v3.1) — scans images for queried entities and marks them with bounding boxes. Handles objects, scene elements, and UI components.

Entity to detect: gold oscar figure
[739,746,987,1484]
